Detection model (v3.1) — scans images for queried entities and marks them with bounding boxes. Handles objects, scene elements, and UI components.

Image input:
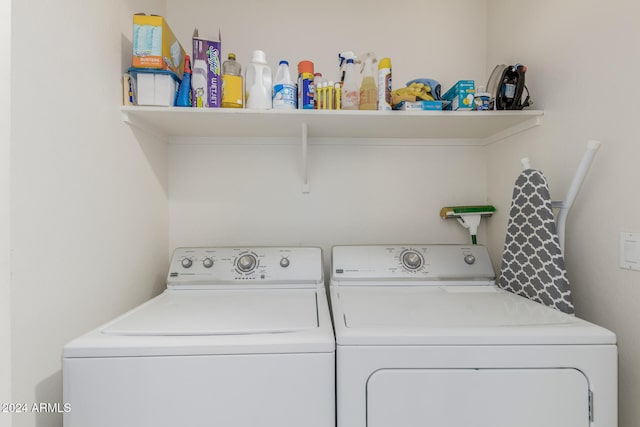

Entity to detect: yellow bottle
[222,53,243,108]
[359,52,378,110]
[334,82,341,110]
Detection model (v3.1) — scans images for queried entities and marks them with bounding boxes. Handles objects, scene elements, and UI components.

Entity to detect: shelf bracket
[121,110,168,143]
[301,122,310,193]
[483,116,542,145]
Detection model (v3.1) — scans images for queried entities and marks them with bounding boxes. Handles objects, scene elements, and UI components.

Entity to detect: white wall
[166,0,491,260]
[167,0,488,93]
[1,0,12,425]
[486,1,640,426]
[169,143,488,256]
[10,1,169,426]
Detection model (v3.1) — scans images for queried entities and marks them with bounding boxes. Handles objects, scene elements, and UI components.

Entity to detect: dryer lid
[102,289,319,336]
[332,285,616,345]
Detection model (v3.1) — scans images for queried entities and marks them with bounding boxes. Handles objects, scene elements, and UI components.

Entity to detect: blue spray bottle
[176,55,192,107]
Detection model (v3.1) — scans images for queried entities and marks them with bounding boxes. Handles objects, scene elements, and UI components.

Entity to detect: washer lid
[103,289,318,336]
[331,285,616,345]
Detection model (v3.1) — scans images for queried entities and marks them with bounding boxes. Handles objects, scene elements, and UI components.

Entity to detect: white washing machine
[64,247,335,427]
[330,244,617,427]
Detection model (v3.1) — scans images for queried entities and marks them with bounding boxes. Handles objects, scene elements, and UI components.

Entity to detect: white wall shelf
[121,106,543,193]
[121,106,543,145]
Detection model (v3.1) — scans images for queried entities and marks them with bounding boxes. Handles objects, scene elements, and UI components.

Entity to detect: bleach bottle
[272,60,297,109]
[245,50,272,109]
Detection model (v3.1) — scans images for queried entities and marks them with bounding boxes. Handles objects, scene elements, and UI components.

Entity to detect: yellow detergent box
[442,80,475,110]
[132,14,186,80]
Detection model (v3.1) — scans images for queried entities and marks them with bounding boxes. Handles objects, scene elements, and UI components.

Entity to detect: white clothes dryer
[330,244,616,427]
[64,247,334,427]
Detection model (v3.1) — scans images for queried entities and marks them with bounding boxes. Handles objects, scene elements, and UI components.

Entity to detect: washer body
[330,244,617,427]
[64,247,335,427]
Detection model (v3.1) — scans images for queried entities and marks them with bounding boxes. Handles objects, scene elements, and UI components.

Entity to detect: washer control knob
[202,257,214,268]
[464,254,476,265]
[237,254,257,273]
[280,257,290,268]
[402,251,423,270]
[181,258,193,268]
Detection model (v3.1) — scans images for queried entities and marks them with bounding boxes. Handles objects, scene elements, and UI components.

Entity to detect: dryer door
[367,368,590,427]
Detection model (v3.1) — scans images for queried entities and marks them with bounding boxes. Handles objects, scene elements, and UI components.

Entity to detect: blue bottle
[176,55,192,107]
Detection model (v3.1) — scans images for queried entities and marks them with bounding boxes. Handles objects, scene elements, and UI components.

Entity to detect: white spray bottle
[338,51,357,83]
[341,58,359,110]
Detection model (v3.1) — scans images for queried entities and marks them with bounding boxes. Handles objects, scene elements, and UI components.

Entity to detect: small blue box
[393,100,450,111]
[442,80,475,110]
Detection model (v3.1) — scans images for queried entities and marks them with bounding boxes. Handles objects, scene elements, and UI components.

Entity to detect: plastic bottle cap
[251,50,267,64]
[279,60,289,66]
[228,53,236,60]
[378,57,391,69]
[298,60,314,74]
[184,55,192,74]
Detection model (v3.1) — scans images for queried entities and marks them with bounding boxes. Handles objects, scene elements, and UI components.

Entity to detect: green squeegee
[440,205,496,244]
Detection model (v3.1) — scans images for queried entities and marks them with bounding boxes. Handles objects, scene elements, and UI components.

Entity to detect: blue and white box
[442,80,475,110]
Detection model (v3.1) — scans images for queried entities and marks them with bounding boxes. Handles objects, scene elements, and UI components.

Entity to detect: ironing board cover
[498,169,575,314]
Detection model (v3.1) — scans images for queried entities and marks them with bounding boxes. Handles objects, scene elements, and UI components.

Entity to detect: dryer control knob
[202,257,214,268]
[181,258,193,268]
[280,257,290,268]
[237,254,257,273]
[402,251,423,270]
[464,254,476,265]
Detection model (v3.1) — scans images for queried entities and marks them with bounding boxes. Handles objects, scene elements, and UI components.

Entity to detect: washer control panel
[168,247,323,288]
[332,245,495,284]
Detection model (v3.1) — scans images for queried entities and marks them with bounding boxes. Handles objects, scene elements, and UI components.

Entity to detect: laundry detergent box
[132,14,186,80]
[191,29,222,108]
[442,80,475,110]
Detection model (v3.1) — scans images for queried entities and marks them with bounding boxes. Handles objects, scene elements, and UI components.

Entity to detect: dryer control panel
[331,245,495,284]
[167,247,323,288]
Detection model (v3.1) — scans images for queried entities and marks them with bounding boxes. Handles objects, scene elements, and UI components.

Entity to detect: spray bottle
[338,51,358,84]
[359,52,377,110]
[341,58,359,110]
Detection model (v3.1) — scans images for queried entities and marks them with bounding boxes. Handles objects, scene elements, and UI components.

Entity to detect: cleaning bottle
[176,55,192,107]
[313,73,323,108]
[359,52,377,110]
[272,60,297,109]
[378,57,392,111]
[334,82,341,110]
[245,50,272,109]
[297,61,315,109]
[341,58,359,110]
[338,51,357,84]
[222,53,243,108]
